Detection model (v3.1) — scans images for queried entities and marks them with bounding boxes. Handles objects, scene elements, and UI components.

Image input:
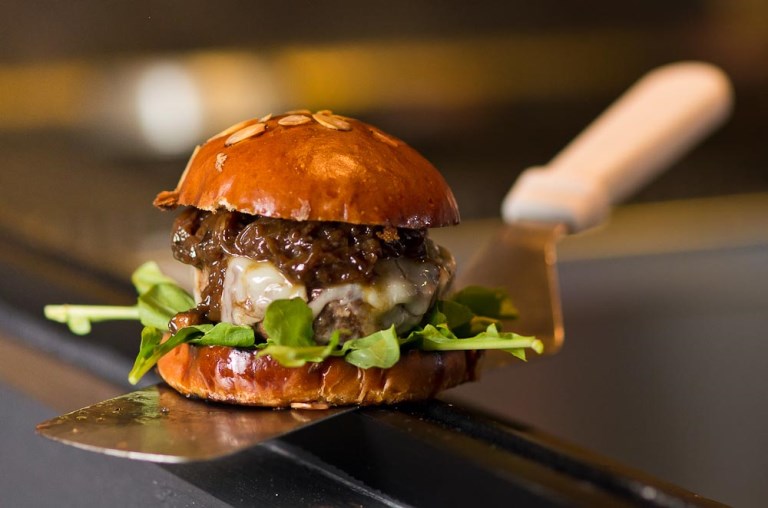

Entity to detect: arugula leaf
[136,325,164,358]
[128,326,173,385]
[128,323,255,384]
[418,322,543,360]
[134,261,196,331]
[47,261,543,383]
[437,299,474,336]
[137,283,195,329]
[189,322,255,347]
[343,326,400,369]
[258,332,339,367]
[44,263,194,335]
[406,323,457,344]
[257,299,400,369]
[43,304,141,335]
[450,286,518,320]
[422,304,447,327]
[262,298,315,347]
[131,261,177,295]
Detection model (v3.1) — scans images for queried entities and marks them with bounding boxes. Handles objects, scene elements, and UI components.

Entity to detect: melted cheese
[308,284,363,316]
[366,259,439,332]
[220,257,307,326]
[310,258,439,334]
[218,256,443,334]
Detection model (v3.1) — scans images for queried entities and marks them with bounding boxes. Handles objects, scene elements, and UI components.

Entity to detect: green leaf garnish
[342,326,400,369]
[131,261,177,295]
[128,326,171,385]
[258,332,339,367]
[417,323,542,359]
[437,299,475,336]
[46,262,542,385]
[450,286,518,320]
[262,298,315,347]
[127,323,255,385]
[189,322,255,347]
[137,283,195,329]
[43,304,141,335]
[43,262,194,335]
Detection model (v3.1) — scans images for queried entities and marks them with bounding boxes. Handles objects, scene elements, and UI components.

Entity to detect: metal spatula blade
[460,62,732,366]
[455,222,566,364]
[36,384,352,463]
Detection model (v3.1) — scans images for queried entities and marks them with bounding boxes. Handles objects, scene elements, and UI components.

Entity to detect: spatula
[36,383,353,463]
[36,62,732,463]
[456,61,732,365]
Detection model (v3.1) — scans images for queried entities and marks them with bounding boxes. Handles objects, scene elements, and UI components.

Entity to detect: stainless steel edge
[36,384,354,463]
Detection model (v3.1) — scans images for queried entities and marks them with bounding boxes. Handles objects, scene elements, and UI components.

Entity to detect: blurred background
[1,1,766,506]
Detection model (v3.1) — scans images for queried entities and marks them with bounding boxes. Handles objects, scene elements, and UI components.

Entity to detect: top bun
[154,111,460,228]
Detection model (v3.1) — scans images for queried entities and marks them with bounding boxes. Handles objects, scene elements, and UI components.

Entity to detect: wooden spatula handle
[502,61,733,233]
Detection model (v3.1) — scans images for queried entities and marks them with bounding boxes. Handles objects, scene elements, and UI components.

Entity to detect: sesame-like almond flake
[153,190,179,208]
[259,113,273,122]
[315,109,333,116]
[215,152,228,172]
[285,108,311,115]
[371,129,398,147]
[208,119,254,142]
[312,113,351,131]
[177,144,200,187]
[278,114,312,126]
[225,122,266,146]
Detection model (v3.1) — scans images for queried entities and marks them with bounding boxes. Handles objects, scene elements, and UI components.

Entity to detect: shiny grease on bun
[159,343,481,408]
[154,111,460,228]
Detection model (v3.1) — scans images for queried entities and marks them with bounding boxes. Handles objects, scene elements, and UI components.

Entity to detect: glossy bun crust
[156,344,482,407]
[154,111,459,228]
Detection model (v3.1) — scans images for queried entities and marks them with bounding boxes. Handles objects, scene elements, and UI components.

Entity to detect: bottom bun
[157,343,482,407]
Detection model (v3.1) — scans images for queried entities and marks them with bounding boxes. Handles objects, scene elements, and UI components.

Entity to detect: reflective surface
[36,384,351,463]
[455,222,565,359]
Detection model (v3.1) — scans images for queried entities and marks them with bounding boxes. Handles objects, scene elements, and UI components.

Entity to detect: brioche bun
[154,111,459,228]
[157,343,481,407]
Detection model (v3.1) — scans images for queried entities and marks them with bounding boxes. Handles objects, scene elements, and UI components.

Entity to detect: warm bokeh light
[134,61,204,155]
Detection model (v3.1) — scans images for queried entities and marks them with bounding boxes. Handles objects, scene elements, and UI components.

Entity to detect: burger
[45,109,542,408]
